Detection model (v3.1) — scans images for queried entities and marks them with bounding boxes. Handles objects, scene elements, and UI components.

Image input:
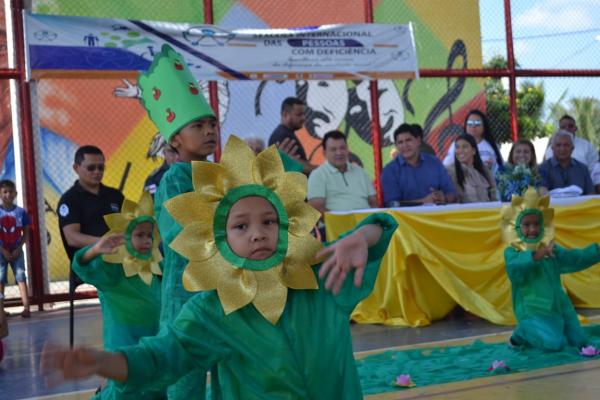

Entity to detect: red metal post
[11,0,45,310]
[504,0,518,142]
[0,69,20,78]
[364,0,383,206]
[203,0,222,162]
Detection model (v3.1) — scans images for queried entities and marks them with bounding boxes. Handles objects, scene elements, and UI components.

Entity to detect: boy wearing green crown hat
[71,192,164,399]
[137,44,219,399]
[41,136,398,399]
[138,44,302,399]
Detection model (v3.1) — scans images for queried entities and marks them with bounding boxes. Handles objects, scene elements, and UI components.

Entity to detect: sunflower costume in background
[71,192,164,399]
[501,187,600,351]
[112,136,397,399]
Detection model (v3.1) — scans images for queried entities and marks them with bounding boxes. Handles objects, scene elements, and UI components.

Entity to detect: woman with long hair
[446,134,497,203]
[443,109,505,171]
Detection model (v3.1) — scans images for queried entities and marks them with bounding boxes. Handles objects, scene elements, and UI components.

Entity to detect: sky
[479,0,600,115]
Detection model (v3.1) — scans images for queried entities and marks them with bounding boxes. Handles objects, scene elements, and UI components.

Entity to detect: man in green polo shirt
[308,130,378,216]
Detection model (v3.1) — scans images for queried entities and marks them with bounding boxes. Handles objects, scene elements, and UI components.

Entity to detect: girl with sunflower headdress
[42,135,397,399]
[501,187,600,352]
[71,192,164,399]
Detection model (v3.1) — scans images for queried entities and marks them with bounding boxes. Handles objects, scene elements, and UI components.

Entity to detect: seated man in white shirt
[307,130,378,216]
[543,115,598,173]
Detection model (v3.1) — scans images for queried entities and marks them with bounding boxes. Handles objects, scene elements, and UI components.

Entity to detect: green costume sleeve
[115,296,229,394]
[320,213,398,314]
[278,150,304,173]
[71,246,120,291]
[554,243,600,274]
[504,247,538,284]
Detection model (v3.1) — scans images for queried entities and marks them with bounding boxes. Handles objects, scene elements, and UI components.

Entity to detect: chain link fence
[0,1,597,304]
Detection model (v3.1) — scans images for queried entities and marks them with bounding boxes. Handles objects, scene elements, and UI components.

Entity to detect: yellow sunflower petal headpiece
[500,187,554,251]
[102,191,162,285]
[165,135,323,324]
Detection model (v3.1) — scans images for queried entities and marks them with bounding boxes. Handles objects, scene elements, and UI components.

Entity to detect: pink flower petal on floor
[488,360,510,372]
[579,346,599,357]
[393,374,416,388]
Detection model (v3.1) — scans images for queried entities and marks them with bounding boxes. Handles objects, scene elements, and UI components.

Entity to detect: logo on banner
[182,26,235,47]
[34,30,57,41]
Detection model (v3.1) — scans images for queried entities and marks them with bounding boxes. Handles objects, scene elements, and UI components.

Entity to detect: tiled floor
[1,305,599,399]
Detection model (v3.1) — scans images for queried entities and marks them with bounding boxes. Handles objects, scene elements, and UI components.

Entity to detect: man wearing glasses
[57,146,124,262]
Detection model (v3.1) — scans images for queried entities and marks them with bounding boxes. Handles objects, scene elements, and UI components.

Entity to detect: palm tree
[569,97,600,147]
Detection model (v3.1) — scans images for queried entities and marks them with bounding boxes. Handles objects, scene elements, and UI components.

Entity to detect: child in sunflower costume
[42,135,397,399]
[140,44,301,399]
[501,187,600,351]
[71,192,164,399]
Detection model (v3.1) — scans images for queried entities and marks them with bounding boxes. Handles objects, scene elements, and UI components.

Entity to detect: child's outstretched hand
[93,234,125,255]
[40,343,102,386]
[113,79,141,98]
[316,224,383,295]
[80,234,125,264]
[40,342,127,386]
[533,240,555,261]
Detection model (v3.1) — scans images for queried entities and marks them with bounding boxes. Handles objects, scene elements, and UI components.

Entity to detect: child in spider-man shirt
[0,179,31,318]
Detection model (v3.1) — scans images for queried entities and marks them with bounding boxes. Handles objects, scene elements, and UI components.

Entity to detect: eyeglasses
[85,164,105,172]
[466,120,483,127]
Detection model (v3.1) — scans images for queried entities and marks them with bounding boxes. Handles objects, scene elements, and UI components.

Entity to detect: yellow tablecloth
[325,196,600,327]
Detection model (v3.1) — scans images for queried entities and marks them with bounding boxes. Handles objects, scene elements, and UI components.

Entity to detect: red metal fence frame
[3,0,45,309]
[3,0,600,307]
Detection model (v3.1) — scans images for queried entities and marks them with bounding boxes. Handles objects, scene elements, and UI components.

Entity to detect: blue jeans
[0,251,26,284]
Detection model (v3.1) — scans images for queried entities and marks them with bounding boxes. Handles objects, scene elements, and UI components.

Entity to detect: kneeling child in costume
[501,187,600,352]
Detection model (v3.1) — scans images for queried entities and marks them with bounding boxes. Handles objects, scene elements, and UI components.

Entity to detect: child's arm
[42,299,228,393]
[41,343,128,385]
[79,234,125,265]
[317,224,382,294]
[504,243,560,284]
[71,234,125,290]
[532,241,555,261]
[555,243,600,274]
[504,247,539,284]
[10,226,29,258]
[0,245,11,261]
[316,213,397,312]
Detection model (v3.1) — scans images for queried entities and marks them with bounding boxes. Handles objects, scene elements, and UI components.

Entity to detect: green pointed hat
[138,44,215,142]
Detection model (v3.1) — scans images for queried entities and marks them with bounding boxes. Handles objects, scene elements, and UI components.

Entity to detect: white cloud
[514,4,595,31]
[546,0,600,6]
[513,40,534,57]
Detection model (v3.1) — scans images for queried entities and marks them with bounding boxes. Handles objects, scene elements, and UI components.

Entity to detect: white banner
[25,12,419,81]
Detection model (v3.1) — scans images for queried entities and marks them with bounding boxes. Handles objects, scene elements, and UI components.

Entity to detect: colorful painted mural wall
[1,0,484,286]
